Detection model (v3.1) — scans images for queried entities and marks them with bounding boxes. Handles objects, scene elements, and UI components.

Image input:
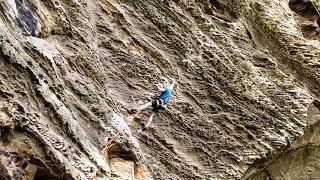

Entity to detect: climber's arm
[170,78,176,90]
[156,83,165,91]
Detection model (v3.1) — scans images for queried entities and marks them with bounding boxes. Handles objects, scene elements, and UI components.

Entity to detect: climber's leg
[145,111,156,128]
[128,101,152,121]
[136,102,152,111]
[141,100,160,131]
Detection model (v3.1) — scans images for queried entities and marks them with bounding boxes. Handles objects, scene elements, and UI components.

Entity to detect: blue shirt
[159,87,172,103]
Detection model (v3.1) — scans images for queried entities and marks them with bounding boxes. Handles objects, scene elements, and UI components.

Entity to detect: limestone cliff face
[1,0,320,179]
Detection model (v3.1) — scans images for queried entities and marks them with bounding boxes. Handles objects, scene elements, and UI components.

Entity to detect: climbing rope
[100,114,136,153]
[100,131,121,152]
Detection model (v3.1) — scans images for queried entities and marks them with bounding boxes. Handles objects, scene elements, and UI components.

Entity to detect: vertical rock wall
[0,0,320,179]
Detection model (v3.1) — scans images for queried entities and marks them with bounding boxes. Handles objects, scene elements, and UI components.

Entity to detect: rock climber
[130,77,175,131]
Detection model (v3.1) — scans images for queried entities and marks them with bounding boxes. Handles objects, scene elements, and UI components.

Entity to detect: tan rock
[134,165,147,180]
[25,164,37,180]
[110,158,135,180]
[2,0,320,179]
[0,111,12,127]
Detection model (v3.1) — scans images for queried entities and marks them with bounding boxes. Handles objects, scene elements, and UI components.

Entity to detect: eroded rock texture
[1,0,320,179]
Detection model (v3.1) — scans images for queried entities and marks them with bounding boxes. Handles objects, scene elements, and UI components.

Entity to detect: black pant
[151,98,164,112]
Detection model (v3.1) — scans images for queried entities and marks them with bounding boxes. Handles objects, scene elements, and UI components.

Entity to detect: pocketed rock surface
[1,0,320,179]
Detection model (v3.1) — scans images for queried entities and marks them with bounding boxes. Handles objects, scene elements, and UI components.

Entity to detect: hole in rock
[34,167,63,180]
[289,0,320,39]
[30,157,63,180]
[289,0,319,18]
[306,99,320,125]
[107,143,136,161]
